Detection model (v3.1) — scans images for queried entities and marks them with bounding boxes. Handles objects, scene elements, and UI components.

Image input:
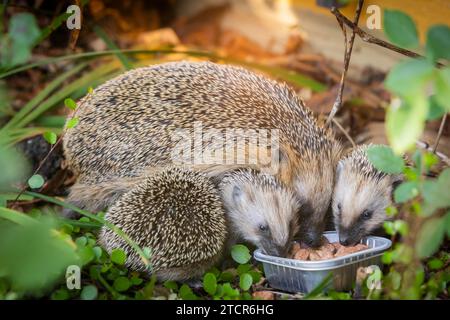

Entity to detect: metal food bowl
[254,231,392,293]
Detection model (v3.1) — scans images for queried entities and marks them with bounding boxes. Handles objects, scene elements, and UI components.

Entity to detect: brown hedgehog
[99,167,228,281]
[63,61,343,247]
[332,145,402,245]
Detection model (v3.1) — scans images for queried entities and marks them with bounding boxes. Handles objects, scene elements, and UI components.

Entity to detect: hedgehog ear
[232,185,244,204]
[390,174,404,201]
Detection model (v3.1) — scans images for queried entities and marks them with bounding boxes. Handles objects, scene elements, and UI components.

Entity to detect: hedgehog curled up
[99,167,228,281]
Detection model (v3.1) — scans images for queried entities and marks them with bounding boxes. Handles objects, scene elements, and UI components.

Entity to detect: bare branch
[433,113,447,153]
[331,7,445,68]
[332,118,356,148]
[416,140,450,167]
[326,0,364,126]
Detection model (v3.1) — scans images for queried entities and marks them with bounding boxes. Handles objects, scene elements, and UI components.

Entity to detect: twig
[12,100,86,205]
[331,7,445,68]
[416,140,450,167]
[326,0,364,126]
[433,113,447,153]
[332,118,356,148]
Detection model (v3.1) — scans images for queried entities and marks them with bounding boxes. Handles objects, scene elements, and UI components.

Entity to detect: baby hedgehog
[63,61,343,247]
[99,167,228,281]
[332,145,402,245]
[81,167,300,257]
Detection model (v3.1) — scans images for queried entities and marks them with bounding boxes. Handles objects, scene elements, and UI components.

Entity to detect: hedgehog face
[291,163,336,248]
[220,170,300,257]
[332,159,401,246]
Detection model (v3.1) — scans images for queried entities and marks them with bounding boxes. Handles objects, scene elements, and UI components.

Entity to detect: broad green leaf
[64,98,77,110]
[27,174,45,189]
[446,211,450,237]
[366,145,405,173]
[222,283,239,298]
[434,67,450,111]
[0,146,30,191]
[386,96,428,154]
[239,273,253,291]
[0,217,78,292]
[77,246,95,265]
[80,285,98,300]
[113,276,130,292]
[179,284,198,300]
[416,217,445,258]
[427,96,447,120]
[163,280,178,292]
[394,181,419,203]
[385,59,434,97]
[383,10,418,49]
[43,131,57,145]
[110,248,126,265]
[231,244,251,264]
[65,117,79,129]
[422,169,450,211]
[426,25,450,61]
[236,263,252,275]
[203,273,217,296]
[383,221,395,236]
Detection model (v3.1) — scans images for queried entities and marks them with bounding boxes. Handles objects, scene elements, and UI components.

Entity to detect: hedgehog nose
[304,232,322,248]
[339,234,350,246]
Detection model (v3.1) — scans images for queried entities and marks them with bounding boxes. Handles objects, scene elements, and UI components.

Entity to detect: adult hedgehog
[63,61,343,247]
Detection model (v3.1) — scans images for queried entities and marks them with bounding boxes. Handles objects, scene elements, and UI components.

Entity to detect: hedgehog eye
[337,203,342,216]
[259,224,269,232]
[361,209,373,220]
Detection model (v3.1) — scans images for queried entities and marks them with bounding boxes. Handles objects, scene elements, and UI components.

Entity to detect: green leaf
[231,244,252,264]
[416,217,446,258]
[236,263,252,275]
[219,271,235,282]
[51,288,70,300]
[367,145,405,173]
[385,59,434,97]
[66,117,79,129]
[394,181,419,203]
[42,131,57,145]
[110,248,127,265]
[64,98,77,110]
[77,246,95,265]
[203,273,217,296]
[386,96,428,154]
[383,221,395,236]
[427,96,447,120]
[80,285,98,300]
[427,258,444,270]
[446,211,450,237]
[426,25,450,61]
[27,174,45,189]
[383,10,419,49]
[222,283,239,298]
[179,284,198,300]
[435,67,450,111]
[163,280,178,292]
[113,276,130,292]
[422,169,450,211]
[239,273,253,291]
[393,220,409,236]
[130,276,143,286]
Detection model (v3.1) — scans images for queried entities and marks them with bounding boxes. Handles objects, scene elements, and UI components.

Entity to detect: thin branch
[416,140,450,167]
[331,7,445,68]
[433,113,447,153]
[326,0,364,126]
[332,118,356,148]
